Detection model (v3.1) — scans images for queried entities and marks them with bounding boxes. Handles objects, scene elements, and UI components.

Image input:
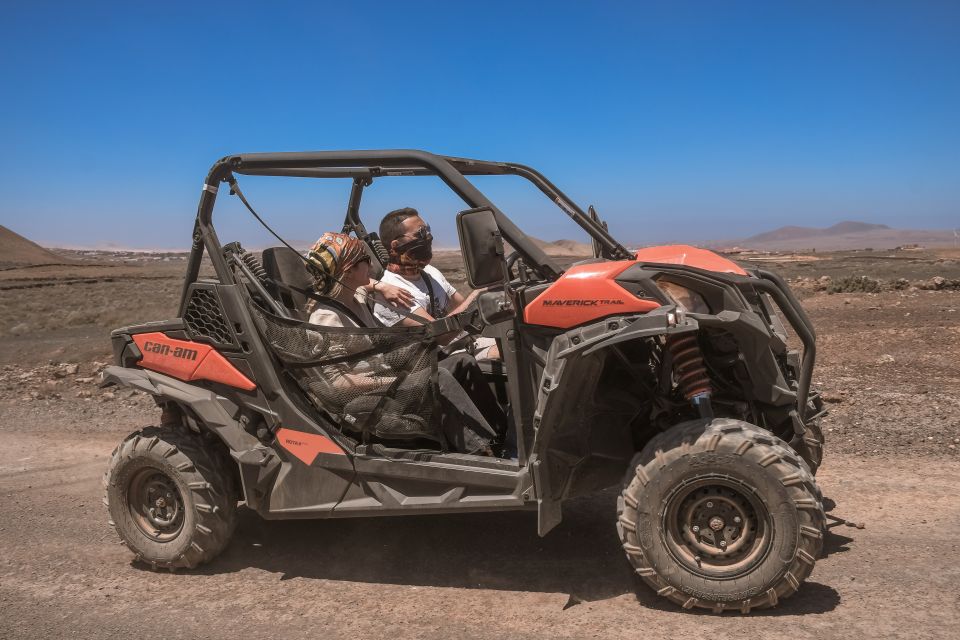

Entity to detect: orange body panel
[276,427,345,463]
[523,260,661,329]
[132,332,256,391]
[524,246,747,329]
[634,244,747,276]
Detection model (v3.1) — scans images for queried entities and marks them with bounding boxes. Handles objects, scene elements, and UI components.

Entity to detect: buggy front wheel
[617,419,824,612]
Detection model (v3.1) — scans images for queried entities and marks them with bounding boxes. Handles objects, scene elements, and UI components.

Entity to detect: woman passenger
[304,232,497,455]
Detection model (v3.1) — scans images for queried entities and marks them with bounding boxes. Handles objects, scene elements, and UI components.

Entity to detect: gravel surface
[0,252,958,638]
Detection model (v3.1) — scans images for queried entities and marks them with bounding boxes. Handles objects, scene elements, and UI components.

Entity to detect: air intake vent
[184,286,236,347]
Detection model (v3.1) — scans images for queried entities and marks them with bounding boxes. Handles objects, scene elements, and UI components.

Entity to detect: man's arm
[397,289,480,324]
[448,290,466,309]
[445,288,482,317]
[395,305,435,327]
[394,296,480,346]
[364,279,416,308]
[426,266,473,316]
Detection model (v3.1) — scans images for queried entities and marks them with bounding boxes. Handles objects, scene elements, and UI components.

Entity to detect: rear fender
[100,366,279,508]
[101,366,261,452]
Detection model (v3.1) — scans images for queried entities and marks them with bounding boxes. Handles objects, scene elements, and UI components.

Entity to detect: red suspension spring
[666,333,713,400]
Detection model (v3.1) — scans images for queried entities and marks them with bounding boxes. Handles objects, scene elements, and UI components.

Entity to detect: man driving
[372,207,499,360]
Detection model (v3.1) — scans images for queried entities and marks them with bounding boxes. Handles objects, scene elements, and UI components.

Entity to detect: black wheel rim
[127,466,185,542]
[662,475,773,579]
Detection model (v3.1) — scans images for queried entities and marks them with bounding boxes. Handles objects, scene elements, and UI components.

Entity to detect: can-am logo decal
[131,332,256,391]
[542,299,626,307]
[142,341,199,361]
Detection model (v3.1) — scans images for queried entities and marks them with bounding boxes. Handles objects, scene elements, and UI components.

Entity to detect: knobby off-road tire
[793,420,824,476]
[103,426,237,570]
[793,395,826,474]
[617,418,824,613]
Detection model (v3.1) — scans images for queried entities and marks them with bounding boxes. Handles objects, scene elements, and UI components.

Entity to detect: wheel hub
[680,488,755,558]
[662,476,772,578]
[128,468,184,541]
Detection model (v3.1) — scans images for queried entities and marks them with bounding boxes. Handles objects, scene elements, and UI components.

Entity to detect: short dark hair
[379,207,421,249]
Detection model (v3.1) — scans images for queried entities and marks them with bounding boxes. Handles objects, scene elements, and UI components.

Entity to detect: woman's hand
[371,280,416,309]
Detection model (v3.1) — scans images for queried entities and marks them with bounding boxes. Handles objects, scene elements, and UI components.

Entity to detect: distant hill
[729,221,956,251]
[744,221,891,244]
[825,221,892,235]
[0,225,77,268]
[530,237,593,257]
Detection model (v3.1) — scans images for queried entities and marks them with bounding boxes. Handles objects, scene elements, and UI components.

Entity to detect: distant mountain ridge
[744,221,891,244]
[729,221,956,251]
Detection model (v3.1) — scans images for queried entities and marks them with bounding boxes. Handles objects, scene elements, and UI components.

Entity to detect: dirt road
[1,423,957,639]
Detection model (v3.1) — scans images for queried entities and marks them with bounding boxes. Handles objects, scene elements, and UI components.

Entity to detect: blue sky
[0,1,958,249]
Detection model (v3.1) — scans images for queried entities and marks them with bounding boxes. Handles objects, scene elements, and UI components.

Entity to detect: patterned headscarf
[305,232,369,295]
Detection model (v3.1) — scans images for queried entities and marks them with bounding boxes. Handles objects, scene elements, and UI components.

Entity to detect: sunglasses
[394,224,433,256]
[399,225,432,242]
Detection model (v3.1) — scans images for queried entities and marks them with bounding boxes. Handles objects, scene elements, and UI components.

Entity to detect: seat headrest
[261,239,385,311]
[262,247,313,312]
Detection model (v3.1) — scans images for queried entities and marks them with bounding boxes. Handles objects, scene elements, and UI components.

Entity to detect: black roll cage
[182,149,633,312]
[172,148,820,472]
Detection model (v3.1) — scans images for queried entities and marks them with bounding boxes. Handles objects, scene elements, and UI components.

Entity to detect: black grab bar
[742,270,817,422]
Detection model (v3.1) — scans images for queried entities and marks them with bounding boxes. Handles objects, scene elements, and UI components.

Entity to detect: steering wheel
[505,251,522,280]
[436,286,495,358]
[504,250,547,285]
[437,283,514,359]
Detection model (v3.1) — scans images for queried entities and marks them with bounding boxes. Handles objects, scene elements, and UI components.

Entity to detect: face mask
[391,225,433,275]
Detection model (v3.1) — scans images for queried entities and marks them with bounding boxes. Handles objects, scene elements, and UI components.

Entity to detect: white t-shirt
[305,292,383,382]
[373,264,458,326]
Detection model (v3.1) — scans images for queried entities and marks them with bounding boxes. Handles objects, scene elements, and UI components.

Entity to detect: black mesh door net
[246,297,441,443]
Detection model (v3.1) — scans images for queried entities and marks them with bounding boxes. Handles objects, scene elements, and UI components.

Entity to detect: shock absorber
[239,250,268,283]
[666,333,714,418]
[223,241,269,284]
[367,233,391,265]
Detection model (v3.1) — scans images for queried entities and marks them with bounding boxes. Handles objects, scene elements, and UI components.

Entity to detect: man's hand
[446,286,492,318]
[370,280,416,309]
[464,288,484,304]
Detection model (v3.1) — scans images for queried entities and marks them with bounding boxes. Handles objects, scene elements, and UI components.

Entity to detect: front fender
[529,309,694,536]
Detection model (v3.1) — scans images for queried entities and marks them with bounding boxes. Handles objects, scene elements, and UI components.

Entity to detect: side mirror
[456,207,506,289]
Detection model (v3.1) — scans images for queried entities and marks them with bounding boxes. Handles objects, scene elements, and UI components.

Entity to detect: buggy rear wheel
[103,425,237,569]
[617,419,824,612]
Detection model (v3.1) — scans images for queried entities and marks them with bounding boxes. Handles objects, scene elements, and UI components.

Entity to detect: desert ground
[1,246,959,639]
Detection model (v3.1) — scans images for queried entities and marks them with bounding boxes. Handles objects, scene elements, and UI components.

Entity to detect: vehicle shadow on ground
[204,489,635,602]
[176,488,843,613]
